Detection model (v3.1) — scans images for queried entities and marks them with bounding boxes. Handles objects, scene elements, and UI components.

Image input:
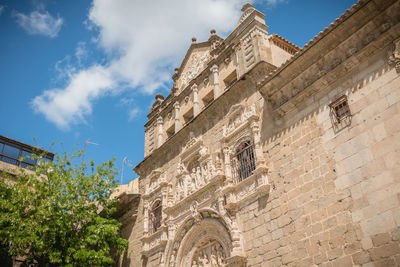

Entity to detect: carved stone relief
[174,157,220,203]
[180,51,211,90]
[223,104,257,138]
[191,241,226,267]
[165,210,244,267]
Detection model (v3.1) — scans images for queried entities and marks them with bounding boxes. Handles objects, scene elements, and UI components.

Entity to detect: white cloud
[128,107,141,122]
[263,0,287,6]
[14,10,63,38]
[0,5,5,16]
[33,0,248,129]
[75,42,88,66]
[32,65,114,130]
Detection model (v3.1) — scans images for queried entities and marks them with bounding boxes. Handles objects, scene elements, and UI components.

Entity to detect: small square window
[183,108,194,125]
[329,95,351,123]
[224,70,237,88]
[202,90,214,107]
[166,124,175,139]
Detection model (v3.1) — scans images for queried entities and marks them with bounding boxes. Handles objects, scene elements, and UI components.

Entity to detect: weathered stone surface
[115,1,400,266]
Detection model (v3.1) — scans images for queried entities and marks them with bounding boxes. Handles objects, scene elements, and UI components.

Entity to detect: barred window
[150,200,162,234]
[232,140,256,183]
[329,95,351,122]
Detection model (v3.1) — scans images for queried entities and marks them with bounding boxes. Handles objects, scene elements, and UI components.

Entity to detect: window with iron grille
[232,140,256,183]
[329,95,351,123]
[150,200,162,234]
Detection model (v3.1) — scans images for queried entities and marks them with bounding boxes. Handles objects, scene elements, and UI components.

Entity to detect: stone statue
[210,246,218,267]
[196,166,204,186]
[170,251,176,267]
[216,245,224,266]
[198,252,210,267]
[177,161,186,175]
[190,201,202,223]
[191,168,198,190]
[185,173,193,195]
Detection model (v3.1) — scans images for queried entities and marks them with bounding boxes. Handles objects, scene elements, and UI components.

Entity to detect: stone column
[223,147,232,182]
[143,201,149,235]
[250,120,264,165]
[174,101,180,133]
[157,116,163,148]
[192,83,199,117]
[210,64,220,98]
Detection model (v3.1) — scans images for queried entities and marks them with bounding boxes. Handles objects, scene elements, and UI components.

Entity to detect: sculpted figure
[170,251,176,267]
[191,168,198,191]
[198,252,210,267]
[216,245,224,266]
[192,260,198,267]
[190,201,202,223]
[202,164,209,182]
[185,173,193,195]
[177,161,186,175]
[210,246,218,267]
[196,166,204,186]
[208,161,217,177]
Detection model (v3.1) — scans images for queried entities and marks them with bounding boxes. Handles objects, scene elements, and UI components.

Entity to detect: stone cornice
[269,34,300,55]
[257,0,400,118]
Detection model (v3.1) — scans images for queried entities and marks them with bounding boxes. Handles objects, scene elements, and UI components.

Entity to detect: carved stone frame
[221,104,270,212]
[142,169,172,256]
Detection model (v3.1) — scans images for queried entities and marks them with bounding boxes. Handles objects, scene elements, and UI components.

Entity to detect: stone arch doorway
[165,209,246,267]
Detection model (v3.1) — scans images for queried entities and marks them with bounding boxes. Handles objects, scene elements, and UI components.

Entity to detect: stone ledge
[223,165,270,212]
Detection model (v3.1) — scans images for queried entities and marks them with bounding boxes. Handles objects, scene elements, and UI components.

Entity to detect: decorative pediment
[176,45,211,91]
[222,104,258,140]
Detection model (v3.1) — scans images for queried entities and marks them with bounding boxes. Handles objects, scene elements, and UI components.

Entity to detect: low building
[0,135,54,266]
[118,1,400,266]
[0,135,54,174]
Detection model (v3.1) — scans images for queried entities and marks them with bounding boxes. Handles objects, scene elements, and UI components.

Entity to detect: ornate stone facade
[116,1,400,266]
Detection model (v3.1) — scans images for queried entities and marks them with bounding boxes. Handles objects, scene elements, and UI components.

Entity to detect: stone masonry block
[371,233,391,247]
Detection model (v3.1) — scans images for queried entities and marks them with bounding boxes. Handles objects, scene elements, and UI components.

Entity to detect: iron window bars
[231,140,256,183]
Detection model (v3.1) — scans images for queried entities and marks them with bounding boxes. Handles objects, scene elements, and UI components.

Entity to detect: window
[329,95,351,123]
[202,90,214,107]
[232,140,256,183]
[223,70,237,88]
[0,137,54,168]
[150,200,162,234]
[166,124,175,139]
[183,108,194,125]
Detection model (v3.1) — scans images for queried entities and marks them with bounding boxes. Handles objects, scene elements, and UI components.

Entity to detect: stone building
[116,0,400,266]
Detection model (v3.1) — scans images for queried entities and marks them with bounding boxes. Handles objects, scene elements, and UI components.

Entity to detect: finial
[210,29,216,35]
[155,93,164,101]
[192,37,197,43]
[241,2,254,12]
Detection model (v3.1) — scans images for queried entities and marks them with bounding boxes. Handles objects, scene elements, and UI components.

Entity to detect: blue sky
[0,0,357,184]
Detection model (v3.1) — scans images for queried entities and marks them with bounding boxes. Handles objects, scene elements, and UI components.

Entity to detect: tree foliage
[0,149,128,266]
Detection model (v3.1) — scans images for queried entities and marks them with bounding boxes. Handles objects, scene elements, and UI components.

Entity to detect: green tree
[0,148,128,266]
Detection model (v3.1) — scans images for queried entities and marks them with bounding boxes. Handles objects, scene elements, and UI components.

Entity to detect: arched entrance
[165,209,245,267]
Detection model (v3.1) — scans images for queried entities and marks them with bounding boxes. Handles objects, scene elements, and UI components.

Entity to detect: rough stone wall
[236,48,400,266]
